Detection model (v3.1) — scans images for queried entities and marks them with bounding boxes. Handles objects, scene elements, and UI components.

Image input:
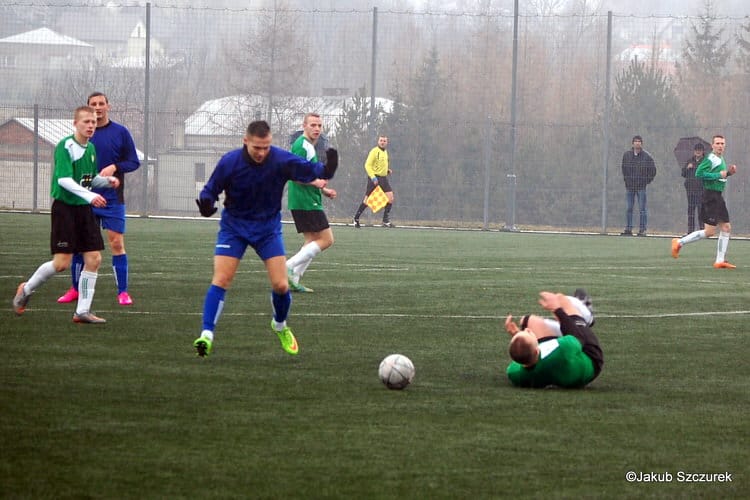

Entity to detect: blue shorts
[92,203,126,234]
[215,211,285,261]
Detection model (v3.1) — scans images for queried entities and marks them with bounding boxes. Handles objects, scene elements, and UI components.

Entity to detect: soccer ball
[378,354,415,390]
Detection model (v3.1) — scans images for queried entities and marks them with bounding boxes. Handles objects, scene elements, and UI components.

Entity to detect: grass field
[1,212,748,499]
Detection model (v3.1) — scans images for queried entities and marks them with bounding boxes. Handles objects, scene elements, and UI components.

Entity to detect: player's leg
[673,193,715,258]
[379,177,395,227]
[287,212,332,291]
[17,201,75,315]
[714,219,734,268]
[194,222,247,356]
[194,255,241,357]
[73,207,107,323]
[353,179,377,227]
[14,253,71,315]
[102,205,132,305]
[74,250,106,323]
[266,256,298,355]
[523,315,561,339]
[259,228,298,355]
[57,253,83,303]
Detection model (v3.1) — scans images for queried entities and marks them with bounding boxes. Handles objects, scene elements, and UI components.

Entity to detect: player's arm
[115,130,141,173]
[195,157,229,217]
[287,149,338,182]
[695,157,723,180]
[57,177,107,207]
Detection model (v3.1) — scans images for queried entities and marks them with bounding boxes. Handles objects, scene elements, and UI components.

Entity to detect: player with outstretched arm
[192,120,338,357]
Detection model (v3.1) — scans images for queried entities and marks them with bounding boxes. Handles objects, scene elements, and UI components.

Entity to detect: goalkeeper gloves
[323,148,338,178]
[195,198,217,217]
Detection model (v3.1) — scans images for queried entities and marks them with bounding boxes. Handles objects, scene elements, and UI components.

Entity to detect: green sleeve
[695,156,721,180]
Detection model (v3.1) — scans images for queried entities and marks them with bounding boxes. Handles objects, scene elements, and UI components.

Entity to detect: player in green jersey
[504,291,604,388]
[672,135,738,268]
[13,106,120,323]
[286,113,336,292]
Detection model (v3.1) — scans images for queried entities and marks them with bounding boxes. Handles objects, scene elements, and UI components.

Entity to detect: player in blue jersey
[58,92,141,306]
[192,120,338,357]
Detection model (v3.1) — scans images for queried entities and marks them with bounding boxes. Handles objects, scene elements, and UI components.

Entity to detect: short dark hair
[694,143,705,151]
[87,91,108,104]
[246,120,271,138]
[632,135,643,143]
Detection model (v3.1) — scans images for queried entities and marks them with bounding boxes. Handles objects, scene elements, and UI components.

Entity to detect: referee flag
[366,186,388,213]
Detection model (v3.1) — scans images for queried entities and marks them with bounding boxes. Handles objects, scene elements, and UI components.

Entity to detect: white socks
[25,261,57,293]
[716,231,730,263]
[286,242,321,281]
[76,270,98,315]
[680,230,706,246]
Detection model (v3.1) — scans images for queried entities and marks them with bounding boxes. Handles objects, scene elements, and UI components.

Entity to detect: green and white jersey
[287,135,323,211]
[506,335,596,388]
[51,135,98,205]
[696,152,727,192]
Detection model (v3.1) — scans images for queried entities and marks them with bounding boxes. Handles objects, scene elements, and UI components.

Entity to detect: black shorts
[50,200,105,254]
[364,176,393,196]
[701,189,729,226]
[291,210,330,233]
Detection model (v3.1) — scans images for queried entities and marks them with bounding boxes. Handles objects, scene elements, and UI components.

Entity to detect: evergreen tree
[736,18,750,73]
[676,0,730,114]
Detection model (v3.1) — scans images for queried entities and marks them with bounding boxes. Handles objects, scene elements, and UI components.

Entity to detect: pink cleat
[118,291,133,306]
[57,287,79,303]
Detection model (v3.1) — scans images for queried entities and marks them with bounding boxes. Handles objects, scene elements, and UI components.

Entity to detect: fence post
[369,6,378,141]
[601,11,613,234]
[504,0,519,232]
[33,104,39,212]
[142,1,151,215]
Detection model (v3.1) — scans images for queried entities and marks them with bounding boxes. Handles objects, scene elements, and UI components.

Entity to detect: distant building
[0,117,145,211]
[157,94,393,213]
[0,28,94,102]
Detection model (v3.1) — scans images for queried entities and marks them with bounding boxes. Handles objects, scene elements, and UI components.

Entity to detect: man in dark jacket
[681,143,705,234]
[621,135,656,236]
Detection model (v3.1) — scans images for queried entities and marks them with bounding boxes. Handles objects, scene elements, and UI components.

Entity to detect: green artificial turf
[1,213,747,499]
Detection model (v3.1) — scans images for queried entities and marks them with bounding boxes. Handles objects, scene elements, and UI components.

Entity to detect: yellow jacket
[364,147,389,178]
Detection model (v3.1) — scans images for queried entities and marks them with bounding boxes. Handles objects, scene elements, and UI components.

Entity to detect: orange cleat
[713,261,736,269]
[671,238,681,259]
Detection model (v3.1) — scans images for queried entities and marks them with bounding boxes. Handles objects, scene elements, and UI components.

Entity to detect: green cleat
[272,321,299,355]
[287,268,313,293]
[194,336,213,357]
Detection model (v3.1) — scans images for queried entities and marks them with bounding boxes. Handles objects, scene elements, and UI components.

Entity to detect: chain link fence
[1,2,749,234]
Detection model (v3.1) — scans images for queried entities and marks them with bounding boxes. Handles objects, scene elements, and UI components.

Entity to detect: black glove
[324,148,338,178]
[195,198,217,217]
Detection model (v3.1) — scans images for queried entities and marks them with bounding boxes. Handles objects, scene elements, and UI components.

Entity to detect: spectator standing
[621,135,656,236]
[681,143,705,234]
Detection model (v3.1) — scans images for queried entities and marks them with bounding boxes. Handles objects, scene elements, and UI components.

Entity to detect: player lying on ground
[504,290,604,389]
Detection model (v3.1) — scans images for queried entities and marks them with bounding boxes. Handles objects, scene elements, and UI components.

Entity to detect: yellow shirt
[364,147,389,178]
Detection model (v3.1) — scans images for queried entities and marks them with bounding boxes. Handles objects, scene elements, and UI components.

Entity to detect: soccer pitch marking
[9,308,750,320]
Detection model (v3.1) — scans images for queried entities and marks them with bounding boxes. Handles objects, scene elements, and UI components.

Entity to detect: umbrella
[674,136,710,168]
